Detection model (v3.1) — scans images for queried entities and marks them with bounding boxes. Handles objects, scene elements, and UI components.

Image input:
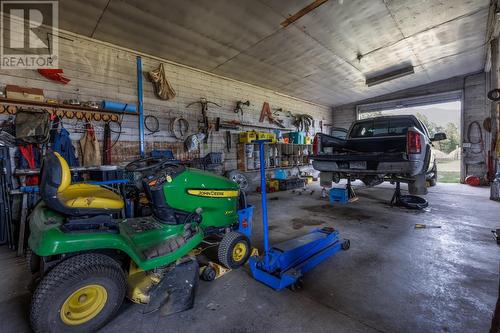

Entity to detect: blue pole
[136,56,145,158]
[258,141,270,267]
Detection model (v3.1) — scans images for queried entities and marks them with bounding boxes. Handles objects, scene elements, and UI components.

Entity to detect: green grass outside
[436,160,460,183]
[438,171,460,183]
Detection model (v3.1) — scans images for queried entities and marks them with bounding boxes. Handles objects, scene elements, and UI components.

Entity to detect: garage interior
[0,0,499,332]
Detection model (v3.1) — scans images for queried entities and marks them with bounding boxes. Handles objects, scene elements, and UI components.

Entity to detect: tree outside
[358,101,461,183]
[415,112,460,154]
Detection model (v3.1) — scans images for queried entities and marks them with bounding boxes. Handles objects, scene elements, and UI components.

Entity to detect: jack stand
[346,178,358,202]
[390,182,402,206]
[390,182,428,209]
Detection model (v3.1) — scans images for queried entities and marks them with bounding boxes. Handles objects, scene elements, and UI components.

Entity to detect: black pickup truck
[312,115,446,195]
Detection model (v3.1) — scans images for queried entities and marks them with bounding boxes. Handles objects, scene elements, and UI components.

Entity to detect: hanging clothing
[49,116,60,144]
[53,127,78,167]
[79,123,101,167]
[102,122,111,165]
[17,144,40,185]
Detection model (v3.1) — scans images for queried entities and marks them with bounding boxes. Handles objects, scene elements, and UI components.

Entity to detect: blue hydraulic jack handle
[257,140,271,267]
[249,140,350,290]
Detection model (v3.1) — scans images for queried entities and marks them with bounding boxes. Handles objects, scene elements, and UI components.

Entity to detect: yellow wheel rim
[232,242,247,262]
[60,284,108,326]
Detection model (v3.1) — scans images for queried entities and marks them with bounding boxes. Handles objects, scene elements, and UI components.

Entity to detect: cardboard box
[5,85,44,102]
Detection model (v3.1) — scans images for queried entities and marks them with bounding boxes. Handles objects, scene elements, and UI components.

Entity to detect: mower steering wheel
[125,157,176,173]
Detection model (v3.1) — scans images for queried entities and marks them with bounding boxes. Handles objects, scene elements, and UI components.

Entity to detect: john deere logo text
[187,189,239,198]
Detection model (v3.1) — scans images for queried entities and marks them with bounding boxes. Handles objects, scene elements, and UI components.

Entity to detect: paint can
[254,148,260,169]
[245,144,254,157]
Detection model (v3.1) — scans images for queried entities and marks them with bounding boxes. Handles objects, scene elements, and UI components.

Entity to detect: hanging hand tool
[215,117,220,131]
[259,102,285,128]
[225,131,232,152]
[234,100,250,115]
[293,114,314,133]
[187,98,221,143]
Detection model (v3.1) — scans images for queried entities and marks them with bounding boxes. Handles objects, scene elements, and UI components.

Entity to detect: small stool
[329,188,348,205]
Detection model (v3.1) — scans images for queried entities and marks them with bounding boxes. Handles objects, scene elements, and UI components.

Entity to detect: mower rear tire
[30,253,126,333]
[218,231,251,269]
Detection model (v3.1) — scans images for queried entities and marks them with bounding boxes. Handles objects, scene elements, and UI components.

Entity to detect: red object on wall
[465,175,481,186]
[37,69,70,84]
[18,144,39,185]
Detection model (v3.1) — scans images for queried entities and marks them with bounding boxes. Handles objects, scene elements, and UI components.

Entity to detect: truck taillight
[313,134,319,155]
[407,130,421,154]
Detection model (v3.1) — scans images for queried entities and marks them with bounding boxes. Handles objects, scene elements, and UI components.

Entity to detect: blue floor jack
[249,141,350,291]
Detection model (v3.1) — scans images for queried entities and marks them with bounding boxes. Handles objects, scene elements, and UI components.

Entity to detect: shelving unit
[0,97,139,121]
[237,142,312,172]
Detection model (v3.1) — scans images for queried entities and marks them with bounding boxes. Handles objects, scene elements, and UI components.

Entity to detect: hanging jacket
[17,144,40,185]
[79,123,101,167]
[53,127,78,167]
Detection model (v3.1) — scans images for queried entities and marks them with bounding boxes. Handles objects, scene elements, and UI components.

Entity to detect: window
[350,118,415,138]
[330,128,348,139]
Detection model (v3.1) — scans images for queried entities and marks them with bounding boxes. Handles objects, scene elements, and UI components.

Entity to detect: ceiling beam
[280,0,329,28]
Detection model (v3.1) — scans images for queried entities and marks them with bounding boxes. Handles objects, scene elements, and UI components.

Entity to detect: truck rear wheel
[218,232,251,269]
[408,174,428,195]
[428,164,437,187]
[30,253,126,333]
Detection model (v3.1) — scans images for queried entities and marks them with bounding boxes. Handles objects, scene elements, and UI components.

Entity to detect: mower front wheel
[218,231,251,269]
[30,253,126,333]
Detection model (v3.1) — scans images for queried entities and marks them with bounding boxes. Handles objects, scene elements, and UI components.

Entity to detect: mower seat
[40,151,124,216]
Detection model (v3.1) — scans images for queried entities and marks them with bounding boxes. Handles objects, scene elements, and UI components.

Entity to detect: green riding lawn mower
[27,151,253,333]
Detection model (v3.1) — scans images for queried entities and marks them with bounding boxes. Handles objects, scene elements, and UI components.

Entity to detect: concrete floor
[1,182,499,333]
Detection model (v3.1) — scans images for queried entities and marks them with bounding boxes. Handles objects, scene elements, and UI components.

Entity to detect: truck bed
[312,115,431,177]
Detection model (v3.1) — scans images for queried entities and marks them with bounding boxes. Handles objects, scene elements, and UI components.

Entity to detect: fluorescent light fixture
[365,65,415,87]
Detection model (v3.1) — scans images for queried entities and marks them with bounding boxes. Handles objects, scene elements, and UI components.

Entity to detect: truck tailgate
[344,136,406,153]
[313,152,406,162]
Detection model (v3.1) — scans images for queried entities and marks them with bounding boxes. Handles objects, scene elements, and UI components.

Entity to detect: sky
[376,101,461,131]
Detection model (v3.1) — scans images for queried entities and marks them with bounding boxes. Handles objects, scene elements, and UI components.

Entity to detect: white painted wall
[0,30,332,169]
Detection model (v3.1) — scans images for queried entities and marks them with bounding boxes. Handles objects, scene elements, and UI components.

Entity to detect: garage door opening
[358,98,462,183]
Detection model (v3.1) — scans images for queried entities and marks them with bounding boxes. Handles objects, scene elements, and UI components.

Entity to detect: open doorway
[358,100,462,183]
